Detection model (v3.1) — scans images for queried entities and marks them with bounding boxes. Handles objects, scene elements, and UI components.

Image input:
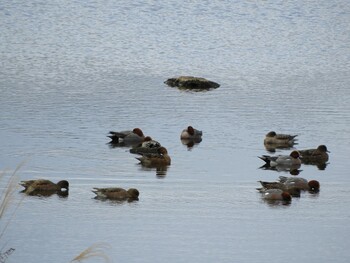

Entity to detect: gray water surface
[1,1,350,262]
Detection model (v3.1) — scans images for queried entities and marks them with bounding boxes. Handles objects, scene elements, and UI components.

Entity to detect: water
[1,1,350,262]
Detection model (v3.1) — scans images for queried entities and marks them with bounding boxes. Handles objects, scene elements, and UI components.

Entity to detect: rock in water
[164,76,220,90]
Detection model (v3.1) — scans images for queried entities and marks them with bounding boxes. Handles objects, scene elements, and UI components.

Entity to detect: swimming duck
[278,176,320,192]
[257,181,301,197]
[19,179,69,196]
[264,131,297,145]
[180,126,203,140]
[136,147,171,167]
[260,188,292,201]
[299,145,329,163]
[92,187,139,201]
[129,136,161,154]
[258,150,301,168]
[108,128,145,145]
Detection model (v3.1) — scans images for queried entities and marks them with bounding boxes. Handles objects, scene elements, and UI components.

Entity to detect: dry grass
[71,242,111,262]
[0,161,26,240]
[0,171,18,218]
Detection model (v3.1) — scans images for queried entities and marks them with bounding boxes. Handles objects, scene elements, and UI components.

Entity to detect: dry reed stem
[0,161,26,218]
[0,161,26,240]
[71,242,111,262]
[0,175,17,219]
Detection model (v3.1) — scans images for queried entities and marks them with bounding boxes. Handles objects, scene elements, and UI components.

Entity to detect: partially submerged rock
[164,76,220,90]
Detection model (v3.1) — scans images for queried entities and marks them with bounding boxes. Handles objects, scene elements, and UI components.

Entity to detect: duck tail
[258,156,270,165]
[257,180,268,187]
[256,187,266,193]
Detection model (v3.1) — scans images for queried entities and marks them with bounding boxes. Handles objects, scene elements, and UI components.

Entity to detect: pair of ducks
[260,131,330,169]
[19,179,139,201]
[107,126,203,167]
[257,176,320,202]
[108,126,202,145]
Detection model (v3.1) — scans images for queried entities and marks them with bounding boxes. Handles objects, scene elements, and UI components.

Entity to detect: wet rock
[164,76,220,90]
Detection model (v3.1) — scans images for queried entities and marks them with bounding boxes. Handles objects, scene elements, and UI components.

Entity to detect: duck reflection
[138,164,169,178]
[264,144,296,153]
[155,166,168,178]
[261,199,292,207]
[108,141,141,148]
[181,138,202,149]
[259,165,303,175]
[301,160,328,170]
[307,191,320,198]
[21,189,69,198]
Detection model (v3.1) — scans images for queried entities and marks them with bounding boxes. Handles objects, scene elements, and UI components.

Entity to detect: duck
[264,131,297,146]
[299,145,329,163]
[108,128,145,145]
[260,188,292,201]
[92,187,139,201]
[258,150,301,168]
[180,126,202,140]
[278,176,320,192]
[136,146,171,167]
[257,181,301,197]
[129,136,161,154]
[19,179,69,196]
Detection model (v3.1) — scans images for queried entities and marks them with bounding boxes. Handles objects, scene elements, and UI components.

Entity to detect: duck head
[143,136,152,142]
[187,126,195,136]
[127,188,140,199]
[281,192,292,201]
[157,147,168,155]
[133,128,144,137]
[290,151,300,159]
[57,180,69,190]
[308,180,320,192]
[318,145,330,153]
[266,131,277,137]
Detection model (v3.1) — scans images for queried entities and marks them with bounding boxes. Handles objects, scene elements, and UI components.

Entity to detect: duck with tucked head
[278,176,320,192]
[129,136,161,154]
[19,179,69,196]
[264,131,298,146]
[136,146,171,167]
[299,145,330,164]
[108,128,145,146]
[92,187,139,201]
[257,181,301,197]
[260,188,292,202]
[180,126,202,140]
[258,150,301,169]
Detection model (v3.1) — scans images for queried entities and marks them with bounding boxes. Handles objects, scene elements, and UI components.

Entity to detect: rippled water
[1,1,350,262]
